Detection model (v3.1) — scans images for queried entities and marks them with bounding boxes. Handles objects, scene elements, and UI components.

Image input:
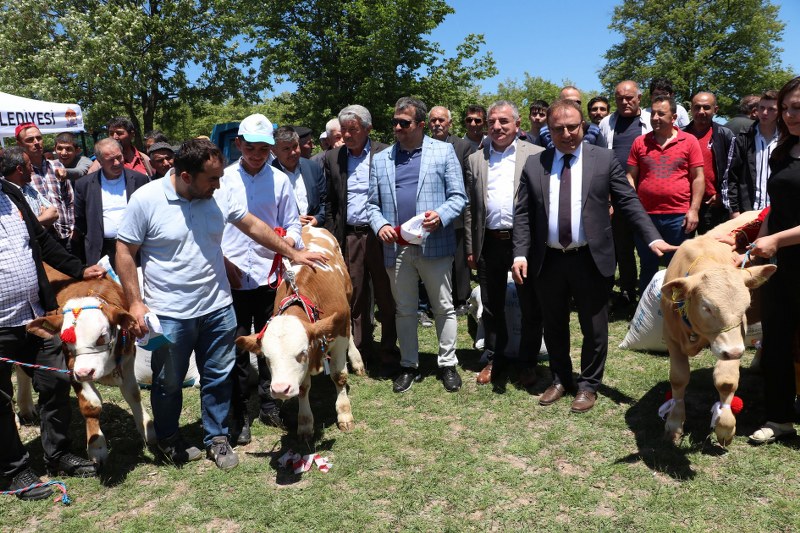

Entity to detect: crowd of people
[1,74,799,500]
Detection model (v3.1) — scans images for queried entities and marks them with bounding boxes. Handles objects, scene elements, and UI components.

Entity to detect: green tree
[0,0,262,145]
[253,0,496,139]
[600,0,794,116]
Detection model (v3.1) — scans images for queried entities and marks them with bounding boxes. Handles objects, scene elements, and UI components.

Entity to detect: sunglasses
[391,118,415,128]
[465,117,484,125]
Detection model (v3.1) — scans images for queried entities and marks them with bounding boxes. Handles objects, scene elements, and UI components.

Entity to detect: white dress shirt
[282,164,309,216]
[100,171,128,238]
[485,140,516,230]
[547,146,587,249]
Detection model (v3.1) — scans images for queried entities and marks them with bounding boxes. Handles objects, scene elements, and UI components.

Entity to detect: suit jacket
[512,144,661,278]
[2,180,85,312]
[728,120,769,213]
[367,136,468,267]
[74,168,149,264]
[464,140,544,261]
[272,157,327,226]
[323,140,388,250]
[445,134,475,230]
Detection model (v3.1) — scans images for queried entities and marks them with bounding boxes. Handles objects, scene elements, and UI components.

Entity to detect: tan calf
[660,235,775,446]
[236,226,364,440]
[26,265,155,465]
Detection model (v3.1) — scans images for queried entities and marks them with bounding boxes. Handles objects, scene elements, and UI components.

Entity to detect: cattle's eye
[296,350,308,364]
[95,335,108,346]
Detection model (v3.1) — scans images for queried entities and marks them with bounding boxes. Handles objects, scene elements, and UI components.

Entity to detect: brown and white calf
[26,265,156,465]
[660,235,775,446]
[236,226,364,440]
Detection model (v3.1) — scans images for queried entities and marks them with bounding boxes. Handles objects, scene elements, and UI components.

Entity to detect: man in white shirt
[222,116,303,445]
[271,126,327,227]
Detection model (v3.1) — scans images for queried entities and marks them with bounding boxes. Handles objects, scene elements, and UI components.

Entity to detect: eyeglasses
[391,118,415,129]
[550,123,583,134]
[465,117,484,125]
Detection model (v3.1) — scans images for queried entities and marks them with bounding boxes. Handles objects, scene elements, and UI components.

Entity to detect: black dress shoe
[393,368,418,393]
[46,452,97,478]
[259,407,284,428]
[440,366,462,392]
[5,468,53,501]
[231,418,252,446]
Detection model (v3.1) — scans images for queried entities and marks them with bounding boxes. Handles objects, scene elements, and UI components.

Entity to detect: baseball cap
[238,114,275,144]
[147,141,175,156]
[395,213,429,245]
[289,125,312,140]
[15,122,38,138]
[319,131,328,140]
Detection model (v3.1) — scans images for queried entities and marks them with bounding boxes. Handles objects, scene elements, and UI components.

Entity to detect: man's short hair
[587,96,610,111]
[395,97,427,123]
[144,130,169,143]
[55,132,79,148]
[528,100,549,113]
[652,94,677,114]
[429,107,452,121]
[107,117,136,133]
[487,100,519,121]
[174,138,224,176]
[761,90,779,101]
[616,80,643,96]
[740,95,760,114]
[338,105,372,129]
[691,91,717,106]
[1,146,26,177]
[546,99,584,123]
[94,138,123,158]
[325,118,341,136]
[466,104,487,120]
[274,125,300,144]
[649,78,675,96]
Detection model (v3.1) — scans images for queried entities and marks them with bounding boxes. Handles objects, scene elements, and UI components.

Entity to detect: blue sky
[430,0,799,95]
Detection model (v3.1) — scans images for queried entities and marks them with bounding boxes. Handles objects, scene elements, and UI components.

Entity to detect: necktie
[558,154,573,249]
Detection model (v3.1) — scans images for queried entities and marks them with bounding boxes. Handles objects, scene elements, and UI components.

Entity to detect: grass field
[3,309,799,532]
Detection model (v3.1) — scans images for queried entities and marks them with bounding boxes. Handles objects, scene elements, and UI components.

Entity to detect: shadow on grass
[618,363,795,479]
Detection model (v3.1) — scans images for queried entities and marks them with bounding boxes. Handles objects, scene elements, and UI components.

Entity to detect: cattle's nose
[271,382,292,398]
[75,368,95,381]
[721,348,744,360]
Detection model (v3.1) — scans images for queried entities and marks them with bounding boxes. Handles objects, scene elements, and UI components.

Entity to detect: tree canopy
[600,0,795,115]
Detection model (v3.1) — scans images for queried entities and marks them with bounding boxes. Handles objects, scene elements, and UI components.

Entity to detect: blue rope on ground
[0,356,72,374]
[0,480,71,505]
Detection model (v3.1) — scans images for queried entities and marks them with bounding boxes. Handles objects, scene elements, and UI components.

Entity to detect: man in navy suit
[511,99,673,413]
[74,138,149,268]
[367,97,467,394]
[271,126,327,226]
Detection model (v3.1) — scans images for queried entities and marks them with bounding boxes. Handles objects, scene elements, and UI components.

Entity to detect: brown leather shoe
[571,390,597,413]
[476,362,493,385]
[539,383,566,406]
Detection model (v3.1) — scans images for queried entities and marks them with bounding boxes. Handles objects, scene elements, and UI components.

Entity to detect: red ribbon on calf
[267,227,287,288]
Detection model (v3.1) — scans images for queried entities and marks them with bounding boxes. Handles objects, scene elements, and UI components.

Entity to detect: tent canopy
[0,91,84,136]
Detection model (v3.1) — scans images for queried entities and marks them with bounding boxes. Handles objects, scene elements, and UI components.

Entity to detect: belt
[346,224,371,234]
[547,244,588,254]
[485,229,512,240]
[102,237,117,245]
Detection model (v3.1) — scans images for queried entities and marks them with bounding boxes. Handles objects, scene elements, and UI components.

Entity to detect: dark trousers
[534,248,611,392]
[478,234,542,364]
[452,227,471,305]
[101,238,118,271]
[760,266,800,424]
[611,213,637,295]
[231,286,277,420]
[345,228,397,362]
[1,326,72,478]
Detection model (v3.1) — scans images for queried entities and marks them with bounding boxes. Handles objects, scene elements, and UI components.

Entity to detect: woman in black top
[749,76,800,444]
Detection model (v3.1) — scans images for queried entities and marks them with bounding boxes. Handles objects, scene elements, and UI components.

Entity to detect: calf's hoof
[337,420,355,432]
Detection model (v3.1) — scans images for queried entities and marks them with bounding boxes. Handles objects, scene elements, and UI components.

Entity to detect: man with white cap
[221,114,303,444]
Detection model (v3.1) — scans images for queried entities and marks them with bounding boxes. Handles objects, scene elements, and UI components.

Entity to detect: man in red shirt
[87,117,154,177]
[627,95,705,295]
[683,92,736,234]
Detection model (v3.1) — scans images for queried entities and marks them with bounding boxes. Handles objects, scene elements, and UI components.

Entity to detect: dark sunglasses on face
[465,117,484,125]
[392,118,414,128]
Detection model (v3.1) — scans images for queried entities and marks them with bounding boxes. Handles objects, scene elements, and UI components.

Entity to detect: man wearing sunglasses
[368,97,468,394]
[463,105,487,151]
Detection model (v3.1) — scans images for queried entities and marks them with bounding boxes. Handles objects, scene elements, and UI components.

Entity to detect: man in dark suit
[272,126,327,226]
[324,105,398,375]
[511,99,674,413]
[74,138,149,268]
[429,106,475,313]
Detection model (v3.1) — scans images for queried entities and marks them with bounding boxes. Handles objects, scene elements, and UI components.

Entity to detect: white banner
[0,91,84,136]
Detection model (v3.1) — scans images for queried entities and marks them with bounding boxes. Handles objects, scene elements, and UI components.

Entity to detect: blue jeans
[151,305,237,447]
[634,213,690,296]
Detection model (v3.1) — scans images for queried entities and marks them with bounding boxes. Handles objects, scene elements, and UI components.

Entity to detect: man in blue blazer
[272,126,327,226]
[74,138,149,268]
[367,97,468,394]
